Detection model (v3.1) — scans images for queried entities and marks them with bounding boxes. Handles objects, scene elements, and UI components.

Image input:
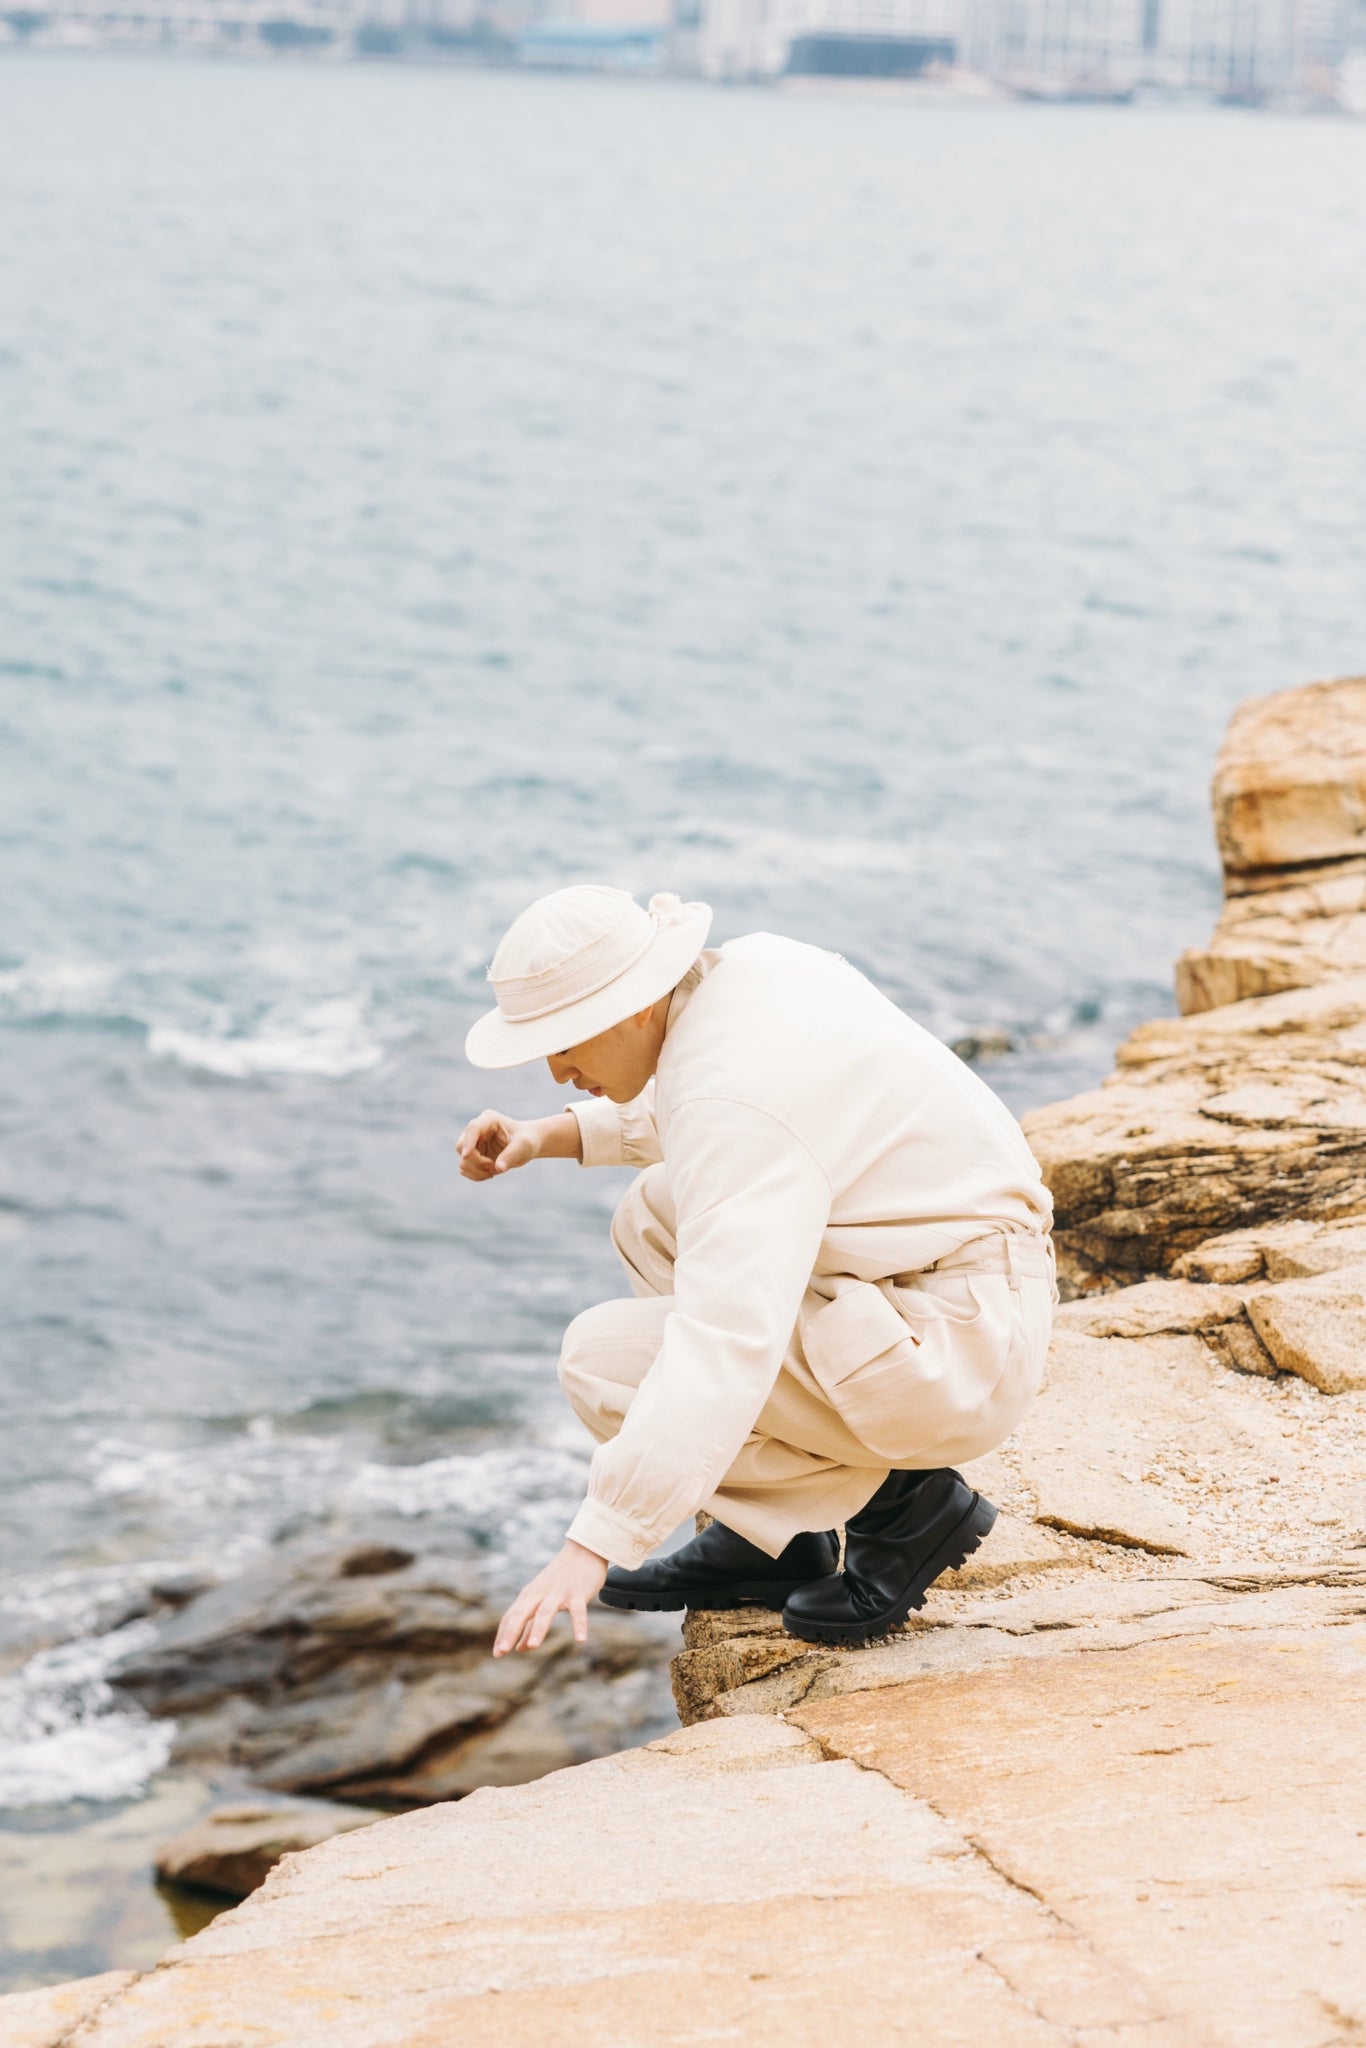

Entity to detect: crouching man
[458,887,1055,1659]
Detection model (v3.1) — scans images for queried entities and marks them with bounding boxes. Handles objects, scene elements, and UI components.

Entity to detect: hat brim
[464,902,713,1070]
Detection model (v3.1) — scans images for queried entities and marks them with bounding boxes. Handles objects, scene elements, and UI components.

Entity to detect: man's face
[546,1005,662,1104]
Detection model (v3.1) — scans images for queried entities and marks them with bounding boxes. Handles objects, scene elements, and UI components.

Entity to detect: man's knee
[557,1294,669,1402]
[556,1301,616,1401]
[610,1163,675,1294]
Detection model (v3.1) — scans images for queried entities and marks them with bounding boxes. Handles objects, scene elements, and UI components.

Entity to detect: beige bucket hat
[465,886,713,1070]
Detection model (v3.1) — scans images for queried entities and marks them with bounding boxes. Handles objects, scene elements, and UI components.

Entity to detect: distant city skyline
[6,0,1364,102]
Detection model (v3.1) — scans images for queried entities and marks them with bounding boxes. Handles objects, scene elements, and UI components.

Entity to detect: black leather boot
[781,1469,996,1646]
[599,1521,839,1613]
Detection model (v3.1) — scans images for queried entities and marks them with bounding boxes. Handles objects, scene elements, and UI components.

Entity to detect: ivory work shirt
[563,933,1051,1566]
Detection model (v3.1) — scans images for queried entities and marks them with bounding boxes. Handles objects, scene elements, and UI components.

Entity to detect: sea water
[3,53,1366,1837]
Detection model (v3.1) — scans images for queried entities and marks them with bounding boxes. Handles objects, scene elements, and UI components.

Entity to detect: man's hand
[493,1540,609,1656]
[457,1109,540,1181]
[456,1108,583,1182]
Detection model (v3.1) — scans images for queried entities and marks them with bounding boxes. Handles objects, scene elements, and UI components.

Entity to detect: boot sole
[781,1493,998,1647]
[599,1577,821,1614]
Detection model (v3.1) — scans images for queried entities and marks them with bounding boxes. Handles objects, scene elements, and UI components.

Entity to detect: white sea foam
[147,995,384,1080]
[84,1428,589,1582]
[0,958,117,1018]
[346,1444,592,1570]
[0,957,385,1080]
[89,1432,353,1516]
[662,821,924,887]
[347,1444,590,1521]
[0,1620,174,1809]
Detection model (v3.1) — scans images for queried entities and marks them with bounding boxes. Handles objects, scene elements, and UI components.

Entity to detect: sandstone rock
[1207,673,1366,892]
[937,1506,1077,1586]
[0,1720,1136,2048]
[1200,1314,1278,1378]
[670,1515,1078,1724]
[1245,1265,1366,1394]
[1024,974,1366,1286]
[680,1570,1366,1723]
[1006,1329,1221,1555]
[1053,1276,1244,1337]
[19,1590,1366,2048]
[670,1610,832,1724]
[1175,1216,1366,1293]
[1176,869,1366,1014]
[154,1800,386,1900]
[979,1317,1366,1578]
[0,1971,135,2047]
[792,1602,1366,2048]
[1174,677,1366,1012]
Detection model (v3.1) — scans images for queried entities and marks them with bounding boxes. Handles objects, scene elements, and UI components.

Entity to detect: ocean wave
[347,1443,589,1519]
[0,958,120,1021]
[147,996,384,1080]
[89,1430,353,1517]
[346,1444,592,1571]
[0,960,387,1080]
[656,821,925,888]
[0,1620,174,1809]
[85,1426,589,1582]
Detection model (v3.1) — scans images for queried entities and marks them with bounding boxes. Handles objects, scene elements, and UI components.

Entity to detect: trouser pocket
[800,1275,1022,1464]
[800,1283,930,1462]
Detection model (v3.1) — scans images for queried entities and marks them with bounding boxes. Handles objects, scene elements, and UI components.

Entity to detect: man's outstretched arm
[456,1107,582,1179]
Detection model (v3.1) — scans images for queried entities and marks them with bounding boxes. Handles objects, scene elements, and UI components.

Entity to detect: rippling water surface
[3,53,1366,1848]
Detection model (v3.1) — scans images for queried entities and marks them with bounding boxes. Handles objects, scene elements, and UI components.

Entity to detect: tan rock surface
[995,1315,1366,1565]
[1245,1265,1366,1394]
[1176,679,1366,1012]
[0,1971,135,2047]
[792,1610,1366,2048]
[670,1513,1080,1722]
[1177,869,1366,1013]
[1173,1215,1366,1283]
[1207,674,1366,890]
[1053,1276,1246,1336]
[8,1585,1365,2046]
[1024,974,1366,1286]
[1,1720,1116,2048]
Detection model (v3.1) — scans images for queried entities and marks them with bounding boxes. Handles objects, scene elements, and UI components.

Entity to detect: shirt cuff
[567,1496,658,1570]
[568,1096,625,1169]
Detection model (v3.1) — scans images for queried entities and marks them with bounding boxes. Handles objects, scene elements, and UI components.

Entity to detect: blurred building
[698,0,956,77]
[962,0,1354,95]
[696,0,1356,93]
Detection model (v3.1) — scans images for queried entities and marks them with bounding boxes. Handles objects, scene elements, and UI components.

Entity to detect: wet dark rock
[337,1543,415,1578]
[148,1567,221,1610]
[950,1028,1015,1063]
[111,1546,493,1716]
[111,1541,677,1807]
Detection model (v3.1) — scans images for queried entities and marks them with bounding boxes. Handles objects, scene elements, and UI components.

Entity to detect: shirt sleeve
[566,1096,831,1567]
[567,1080,662,1169]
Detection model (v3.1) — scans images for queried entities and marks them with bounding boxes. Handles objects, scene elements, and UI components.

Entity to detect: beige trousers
[559,1164,1055,1559]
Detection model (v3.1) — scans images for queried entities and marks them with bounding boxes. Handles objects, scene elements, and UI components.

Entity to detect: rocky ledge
[97,1536,677,1901]
[6,676,1366,2048]
[1027,675,1366,1294]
